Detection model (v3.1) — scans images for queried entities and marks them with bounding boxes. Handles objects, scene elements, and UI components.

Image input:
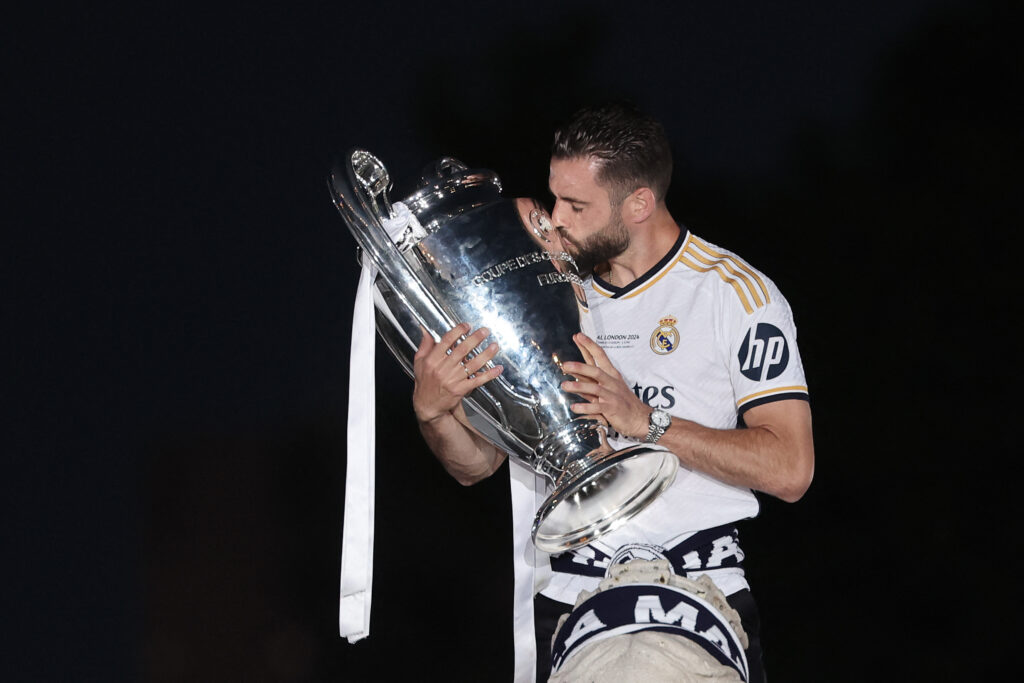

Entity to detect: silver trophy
[329,149,677,552]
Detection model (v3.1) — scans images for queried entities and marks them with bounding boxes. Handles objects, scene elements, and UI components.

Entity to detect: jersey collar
[592,228,690,299]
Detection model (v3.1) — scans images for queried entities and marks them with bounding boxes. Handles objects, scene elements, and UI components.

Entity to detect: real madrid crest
[650,315,679,355]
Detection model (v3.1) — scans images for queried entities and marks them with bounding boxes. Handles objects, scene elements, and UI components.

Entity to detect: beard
[558,212,631,277]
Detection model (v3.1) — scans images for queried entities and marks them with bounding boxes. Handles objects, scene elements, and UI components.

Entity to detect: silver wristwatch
[644,408,672,444]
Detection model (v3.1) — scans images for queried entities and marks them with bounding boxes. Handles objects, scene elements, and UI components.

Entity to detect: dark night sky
[6,1,1020,681]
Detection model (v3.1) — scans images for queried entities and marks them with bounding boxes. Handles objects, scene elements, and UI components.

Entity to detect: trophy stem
[531,421,679,553]
[532,418,611,483]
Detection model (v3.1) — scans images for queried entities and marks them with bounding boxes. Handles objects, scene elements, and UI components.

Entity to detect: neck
[605,210,681,287]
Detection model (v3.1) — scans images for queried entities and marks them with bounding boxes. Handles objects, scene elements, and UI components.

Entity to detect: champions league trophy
[329,149,678,552]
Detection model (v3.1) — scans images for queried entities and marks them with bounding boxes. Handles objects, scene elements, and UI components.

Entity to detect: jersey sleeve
[726,276,809,417]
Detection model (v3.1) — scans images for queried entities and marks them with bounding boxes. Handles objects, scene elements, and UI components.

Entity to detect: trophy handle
[330,149,457,338]
[432,156,468,178]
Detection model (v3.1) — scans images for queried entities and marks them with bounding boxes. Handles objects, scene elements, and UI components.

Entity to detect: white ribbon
[338,262,377,642]
[510,461,556,682]
[509,462,539,682]
[338,203,421,642]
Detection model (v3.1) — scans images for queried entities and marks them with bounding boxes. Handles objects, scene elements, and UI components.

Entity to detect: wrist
[643,408,672,444]
[633,409,654,439]
[416,407,456,428]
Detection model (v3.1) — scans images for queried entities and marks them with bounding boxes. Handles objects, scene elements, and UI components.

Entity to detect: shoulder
[676,232,777,316]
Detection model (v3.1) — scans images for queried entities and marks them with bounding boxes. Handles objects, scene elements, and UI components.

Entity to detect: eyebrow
[550,191,590,205]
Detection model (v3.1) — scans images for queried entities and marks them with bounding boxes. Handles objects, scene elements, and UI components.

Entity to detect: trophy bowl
[329,149,677,552]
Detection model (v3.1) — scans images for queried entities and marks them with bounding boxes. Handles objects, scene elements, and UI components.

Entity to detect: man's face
[548,156,630,276]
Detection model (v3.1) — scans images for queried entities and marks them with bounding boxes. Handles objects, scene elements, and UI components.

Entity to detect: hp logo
[738,323,789,381]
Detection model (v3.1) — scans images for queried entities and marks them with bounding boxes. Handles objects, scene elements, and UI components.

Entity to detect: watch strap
[645,410,669,444]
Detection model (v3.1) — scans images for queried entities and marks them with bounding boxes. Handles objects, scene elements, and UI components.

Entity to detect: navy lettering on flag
[549,583,748,680]
[550,525,744,578]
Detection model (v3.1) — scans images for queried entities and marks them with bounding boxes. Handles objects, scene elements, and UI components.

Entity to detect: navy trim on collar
[592,228,687,299]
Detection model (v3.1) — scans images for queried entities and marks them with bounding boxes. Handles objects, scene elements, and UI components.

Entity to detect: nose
[551,199,569,229]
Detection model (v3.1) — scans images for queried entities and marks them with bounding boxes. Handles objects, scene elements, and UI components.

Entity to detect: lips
[556,227,576,251]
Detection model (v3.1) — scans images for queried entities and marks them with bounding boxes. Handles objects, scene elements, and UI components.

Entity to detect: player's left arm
[562,332,814,503]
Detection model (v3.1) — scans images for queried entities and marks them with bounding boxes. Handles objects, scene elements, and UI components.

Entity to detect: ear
[624,187,657,223]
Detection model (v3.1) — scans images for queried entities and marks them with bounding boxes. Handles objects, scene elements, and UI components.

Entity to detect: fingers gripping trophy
[330,150,678,554]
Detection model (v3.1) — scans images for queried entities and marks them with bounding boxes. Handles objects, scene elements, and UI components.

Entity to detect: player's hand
[560,332,650,439]
[412,323,503,424]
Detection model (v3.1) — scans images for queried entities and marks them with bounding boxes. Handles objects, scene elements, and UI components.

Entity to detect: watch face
[652,410,671,429]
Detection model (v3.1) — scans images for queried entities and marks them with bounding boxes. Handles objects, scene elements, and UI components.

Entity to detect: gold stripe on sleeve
[736,385,808,408]
[689,238,771,306]
[678,254,755,314]
[683,245,765,308]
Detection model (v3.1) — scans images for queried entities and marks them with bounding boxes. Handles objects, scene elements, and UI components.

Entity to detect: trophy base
[531,445,679,553]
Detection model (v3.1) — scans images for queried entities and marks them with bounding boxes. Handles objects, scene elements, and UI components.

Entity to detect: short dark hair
[551,101,673,203]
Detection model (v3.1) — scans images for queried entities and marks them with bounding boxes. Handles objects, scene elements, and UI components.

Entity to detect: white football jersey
[539,229,809,603]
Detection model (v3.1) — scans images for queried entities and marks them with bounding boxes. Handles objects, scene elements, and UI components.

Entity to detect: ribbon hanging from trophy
[338,203,422,643]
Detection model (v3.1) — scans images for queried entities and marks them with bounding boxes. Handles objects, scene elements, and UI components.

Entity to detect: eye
[571,205,584,214]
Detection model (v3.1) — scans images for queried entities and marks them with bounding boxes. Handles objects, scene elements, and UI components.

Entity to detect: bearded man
[412,102,814,682]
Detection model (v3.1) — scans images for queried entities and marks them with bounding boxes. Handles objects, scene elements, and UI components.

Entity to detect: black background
[6,1,1020,680]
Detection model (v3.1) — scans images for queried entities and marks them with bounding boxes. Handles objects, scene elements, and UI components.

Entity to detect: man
[412,102,814,682]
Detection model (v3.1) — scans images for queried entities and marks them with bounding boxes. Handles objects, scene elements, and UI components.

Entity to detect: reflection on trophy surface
[328,149,678,552]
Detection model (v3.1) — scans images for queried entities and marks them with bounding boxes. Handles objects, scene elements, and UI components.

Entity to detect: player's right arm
[412,323,508,485]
